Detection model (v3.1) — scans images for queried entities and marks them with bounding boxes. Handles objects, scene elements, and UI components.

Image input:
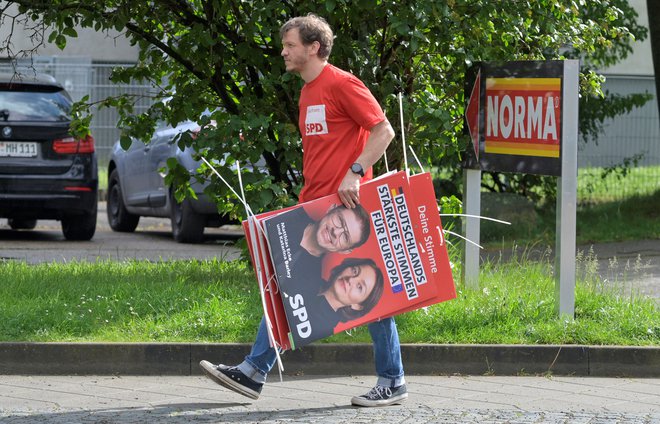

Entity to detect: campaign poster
[262,171,454,349]
[243,214,291,350]
[383,172,456,316]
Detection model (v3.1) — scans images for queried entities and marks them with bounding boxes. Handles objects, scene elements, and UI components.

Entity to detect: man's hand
[338,169,361,209]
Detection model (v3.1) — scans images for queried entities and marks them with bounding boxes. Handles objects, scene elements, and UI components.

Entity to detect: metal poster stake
[461,168,481,289]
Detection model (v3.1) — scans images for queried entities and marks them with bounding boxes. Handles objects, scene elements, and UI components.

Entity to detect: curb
[1,343,658,377]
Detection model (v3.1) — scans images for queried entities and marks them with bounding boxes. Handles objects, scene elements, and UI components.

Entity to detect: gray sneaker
[199,360,263,400]
[351,384,408,407]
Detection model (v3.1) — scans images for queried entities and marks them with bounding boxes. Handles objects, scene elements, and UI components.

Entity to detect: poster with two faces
[243,171,457,351]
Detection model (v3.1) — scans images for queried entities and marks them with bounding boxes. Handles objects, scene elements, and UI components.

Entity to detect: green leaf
[119,134,133,151]
[258,189,274,205]
[63,27,78,38]
[55,34,67,49]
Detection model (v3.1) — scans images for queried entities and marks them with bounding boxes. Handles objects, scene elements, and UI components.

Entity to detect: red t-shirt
[298,64,385,202]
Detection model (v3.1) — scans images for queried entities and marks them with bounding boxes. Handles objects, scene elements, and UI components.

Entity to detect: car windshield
[0,86,72,122]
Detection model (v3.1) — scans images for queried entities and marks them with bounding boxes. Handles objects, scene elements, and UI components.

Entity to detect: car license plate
[0,141,38,157]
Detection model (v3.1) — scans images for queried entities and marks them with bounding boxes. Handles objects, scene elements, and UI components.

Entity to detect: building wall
[602,0,654,77]
[579,76,659,168]
[0,4,138,63]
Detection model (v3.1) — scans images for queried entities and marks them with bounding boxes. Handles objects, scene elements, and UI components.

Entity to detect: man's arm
[338,119,395,208]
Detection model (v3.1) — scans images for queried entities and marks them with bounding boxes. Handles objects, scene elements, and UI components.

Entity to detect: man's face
[329,264,377,310]
[281,28,313,73]
[314,207,364,253]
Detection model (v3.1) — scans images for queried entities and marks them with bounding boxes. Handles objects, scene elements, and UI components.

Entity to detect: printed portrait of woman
[319,257,385,323]
[283,257,385,347]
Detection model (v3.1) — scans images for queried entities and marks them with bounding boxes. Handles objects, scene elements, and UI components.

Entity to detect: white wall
[0,4,138,63]
[602,0,654,76]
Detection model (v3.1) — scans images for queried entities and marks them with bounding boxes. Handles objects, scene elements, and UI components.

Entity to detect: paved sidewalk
[0,375,658,423]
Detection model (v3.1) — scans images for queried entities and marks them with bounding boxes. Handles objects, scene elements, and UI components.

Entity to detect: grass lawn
[0,258,656,345]
[4,165,657,346]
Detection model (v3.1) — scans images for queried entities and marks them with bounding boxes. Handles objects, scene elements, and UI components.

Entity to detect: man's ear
[309,40,321,56]
[350,304,364,311]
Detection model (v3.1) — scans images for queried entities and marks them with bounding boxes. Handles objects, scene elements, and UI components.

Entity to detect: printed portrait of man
[266,202,371,281]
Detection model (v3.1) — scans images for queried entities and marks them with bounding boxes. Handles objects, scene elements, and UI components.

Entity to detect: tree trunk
[647,0,660,121]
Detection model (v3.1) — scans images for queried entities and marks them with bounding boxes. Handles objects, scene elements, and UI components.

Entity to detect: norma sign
[464,61,567,176]
[461,59,580,317]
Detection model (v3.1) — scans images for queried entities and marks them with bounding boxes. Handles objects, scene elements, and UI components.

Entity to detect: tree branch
[123,21,208,83]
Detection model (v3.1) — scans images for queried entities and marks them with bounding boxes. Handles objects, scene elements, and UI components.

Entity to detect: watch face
[351,163,363,176]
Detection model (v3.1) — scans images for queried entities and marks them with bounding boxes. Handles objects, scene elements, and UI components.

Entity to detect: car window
[0,86,72,122]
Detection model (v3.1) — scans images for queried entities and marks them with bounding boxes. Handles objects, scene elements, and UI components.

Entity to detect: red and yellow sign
[484,77,561,158]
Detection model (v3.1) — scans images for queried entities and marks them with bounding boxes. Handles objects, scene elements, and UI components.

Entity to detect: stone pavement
[0,374,658,423]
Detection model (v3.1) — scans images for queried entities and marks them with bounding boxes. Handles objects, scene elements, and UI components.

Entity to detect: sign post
[555,60,579,317]
[463,60,580,317]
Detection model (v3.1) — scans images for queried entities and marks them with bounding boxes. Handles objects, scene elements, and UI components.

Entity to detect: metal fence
[578,75,660,202]
[0,58,153,163]
[2,60,658,201]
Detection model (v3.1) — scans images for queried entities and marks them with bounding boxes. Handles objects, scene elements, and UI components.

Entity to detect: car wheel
[62,200,97,241]
[170,192,205,243]
[107,169,139,232]
[8,218,37,230]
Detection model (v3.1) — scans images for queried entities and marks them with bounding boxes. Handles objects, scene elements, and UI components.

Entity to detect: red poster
[247,171,456,349]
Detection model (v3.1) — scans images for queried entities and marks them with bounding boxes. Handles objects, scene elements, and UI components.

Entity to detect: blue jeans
[237,316,405,387]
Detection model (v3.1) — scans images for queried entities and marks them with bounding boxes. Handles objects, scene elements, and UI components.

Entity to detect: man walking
[200,14,406,407]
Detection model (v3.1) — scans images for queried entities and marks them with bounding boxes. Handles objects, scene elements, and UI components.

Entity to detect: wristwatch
[350,162,365,177]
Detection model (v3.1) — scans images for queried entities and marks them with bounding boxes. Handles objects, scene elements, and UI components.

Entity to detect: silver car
[106,120,229,243]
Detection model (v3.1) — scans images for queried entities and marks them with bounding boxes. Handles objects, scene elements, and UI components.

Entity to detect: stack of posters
[243,171,456,351]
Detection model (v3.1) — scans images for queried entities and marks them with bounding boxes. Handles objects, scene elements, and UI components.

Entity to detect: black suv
[0,73,98,240]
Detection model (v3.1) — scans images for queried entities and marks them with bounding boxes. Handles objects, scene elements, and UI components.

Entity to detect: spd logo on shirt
[305,105,329,136]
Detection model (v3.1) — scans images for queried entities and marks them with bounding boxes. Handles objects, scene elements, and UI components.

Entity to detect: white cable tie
[408,145,425,174]
[202,156,272,245]
[236,159,246,202]
[436,225,445,246]
[384,149,390,173]
[443,229,483,249]
[439,211,511,225]
[398,92,409,176]
[201,156,254,216]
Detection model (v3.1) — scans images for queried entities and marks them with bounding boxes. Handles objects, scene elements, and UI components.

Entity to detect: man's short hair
[350,204,371,248]
[280,14,334,59]
[327,204,371,250]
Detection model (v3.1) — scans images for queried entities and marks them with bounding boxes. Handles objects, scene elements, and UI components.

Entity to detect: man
[200,14,405,408]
